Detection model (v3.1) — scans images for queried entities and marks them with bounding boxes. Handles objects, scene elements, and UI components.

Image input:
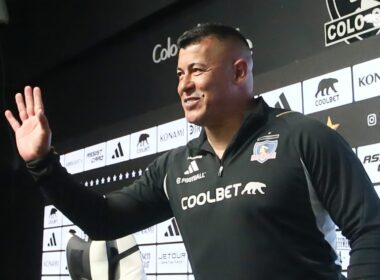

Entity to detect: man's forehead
[179,35,222,50]
[178,37,227,59]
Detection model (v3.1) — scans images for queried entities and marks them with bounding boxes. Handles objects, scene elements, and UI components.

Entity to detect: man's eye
[193,68,204,75]
[177,72,183,78]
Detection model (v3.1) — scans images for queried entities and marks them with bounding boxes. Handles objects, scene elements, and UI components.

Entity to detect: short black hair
[177,22,250,50]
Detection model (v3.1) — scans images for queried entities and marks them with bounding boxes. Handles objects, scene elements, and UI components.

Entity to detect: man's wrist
[26,147,60,181]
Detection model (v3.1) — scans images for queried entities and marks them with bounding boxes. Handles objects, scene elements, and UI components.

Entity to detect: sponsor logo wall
[41,120,200,279]
[42,57,379,279]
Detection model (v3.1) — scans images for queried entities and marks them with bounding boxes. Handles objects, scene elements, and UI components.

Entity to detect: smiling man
[4,23,380,280]
[176,30,253,159]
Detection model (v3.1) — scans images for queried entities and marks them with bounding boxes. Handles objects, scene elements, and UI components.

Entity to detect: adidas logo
[47,232,57,247]
[112,142,124,159]
[164,218,180,237]
[184,160,199,175]
[274,92,291,110]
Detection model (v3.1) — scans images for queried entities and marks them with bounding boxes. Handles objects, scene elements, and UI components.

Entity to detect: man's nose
[178,75,195,95]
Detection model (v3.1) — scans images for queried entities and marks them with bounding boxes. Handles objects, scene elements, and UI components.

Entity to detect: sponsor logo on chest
[176,156,206,184]
[181,181,267,210]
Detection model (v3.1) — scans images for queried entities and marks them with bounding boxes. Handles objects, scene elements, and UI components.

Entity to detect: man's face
[176,36,238,127]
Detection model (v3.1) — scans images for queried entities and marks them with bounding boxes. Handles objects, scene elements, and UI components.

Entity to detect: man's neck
[204,115,245,159]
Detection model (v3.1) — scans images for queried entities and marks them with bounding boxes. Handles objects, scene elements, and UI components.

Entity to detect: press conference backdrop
[39,0,380,279]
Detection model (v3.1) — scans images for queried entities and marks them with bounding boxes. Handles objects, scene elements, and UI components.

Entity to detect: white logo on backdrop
[64,149,84,174]
[106,135,130,166]
[156,243,188,273]
[157,118,187,152]
[353,57,380,101]
[357,142,380,184]
[325,0,380,46]
[187,123,202,142]
[41,252,61,275]
[260,83,303,113]
[84,143,106,171]
[140,245,157,274]
[303,68,353,114]
[130,127,157,159]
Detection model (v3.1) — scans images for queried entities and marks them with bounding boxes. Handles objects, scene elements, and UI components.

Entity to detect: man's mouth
[183,96,201,109]
[184,97,200,103]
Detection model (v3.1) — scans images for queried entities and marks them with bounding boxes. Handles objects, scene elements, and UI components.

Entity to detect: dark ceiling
[2,0,180,84]
[0,0,187,146]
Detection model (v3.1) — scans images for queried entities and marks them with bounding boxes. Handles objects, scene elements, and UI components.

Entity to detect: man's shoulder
[273,109,324,129]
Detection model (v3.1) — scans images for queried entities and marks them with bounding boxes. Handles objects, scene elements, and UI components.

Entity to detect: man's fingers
[37,109,50,130]
[15,92,28,121]
[33,87,44,114]
[24,86,35,116]
[4,110,21,132]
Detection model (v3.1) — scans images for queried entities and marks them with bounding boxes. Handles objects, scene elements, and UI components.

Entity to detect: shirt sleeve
[27,149,173,240]
[295,117,380,279]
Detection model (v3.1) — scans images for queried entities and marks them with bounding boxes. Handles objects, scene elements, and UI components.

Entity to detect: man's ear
[233,59,249,84]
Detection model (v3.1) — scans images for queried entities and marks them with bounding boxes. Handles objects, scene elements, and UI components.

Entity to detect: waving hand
[4,86,52,162]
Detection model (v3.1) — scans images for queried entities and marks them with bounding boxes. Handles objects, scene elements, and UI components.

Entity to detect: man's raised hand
[4,86,52,162]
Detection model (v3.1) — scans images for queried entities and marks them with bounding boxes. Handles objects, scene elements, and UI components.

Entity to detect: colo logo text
[325,0,380,46]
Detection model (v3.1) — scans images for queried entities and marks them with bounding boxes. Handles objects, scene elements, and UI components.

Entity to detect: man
[4,23,380,279]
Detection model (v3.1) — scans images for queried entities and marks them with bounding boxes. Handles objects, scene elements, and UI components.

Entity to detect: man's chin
[185,115,203,126]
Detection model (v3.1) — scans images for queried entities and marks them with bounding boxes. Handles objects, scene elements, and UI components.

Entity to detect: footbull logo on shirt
[176,157,206,184]
[181,181,267,210]
[325,0,380,46]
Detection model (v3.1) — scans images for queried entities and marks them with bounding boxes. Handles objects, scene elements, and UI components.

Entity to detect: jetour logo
[325,0,380,46]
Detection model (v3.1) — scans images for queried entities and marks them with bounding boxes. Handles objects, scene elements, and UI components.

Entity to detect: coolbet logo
[303,68,353,114]
[325,0,380,46]
[314,78,340,106]
[137,133,150,153]
[181,181,267,210]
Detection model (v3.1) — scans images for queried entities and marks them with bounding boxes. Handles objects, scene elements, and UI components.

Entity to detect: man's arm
[5,86,173,240]
[27,148,172,240]
[297,118,380,279]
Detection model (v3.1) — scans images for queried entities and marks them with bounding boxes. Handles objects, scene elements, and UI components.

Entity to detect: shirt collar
[187,96,270,156]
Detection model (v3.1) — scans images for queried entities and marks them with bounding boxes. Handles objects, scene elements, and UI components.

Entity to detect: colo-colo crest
[325,0,380,46]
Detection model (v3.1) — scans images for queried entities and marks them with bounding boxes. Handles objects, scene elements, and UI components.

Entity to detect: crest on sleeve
[251,140,278,163]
